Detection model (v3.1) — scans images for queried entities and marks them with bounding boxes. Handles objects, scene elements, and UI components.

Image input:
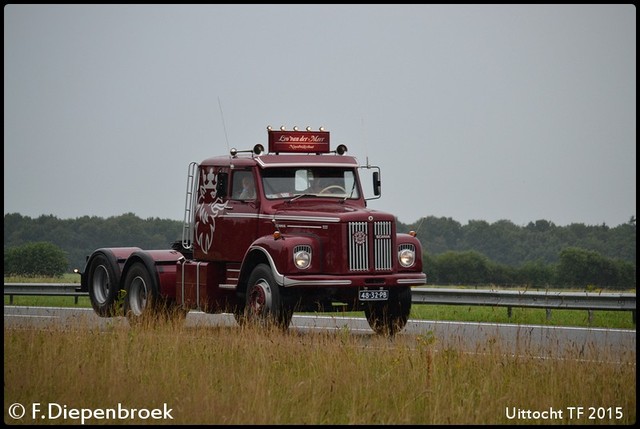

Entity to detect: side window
[232,171,256,200]
[200,167,228,201]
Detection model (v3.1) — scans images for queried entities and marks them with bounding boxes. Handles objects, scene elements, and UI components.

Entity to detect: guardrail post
[546,309,552,321]
[588,310,594,324]
[507,306,512,320]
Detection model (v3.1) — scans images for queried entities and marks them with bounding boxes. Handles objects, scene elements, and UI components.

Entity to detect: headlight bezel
[398,245,416,268]
[293,245,312,270]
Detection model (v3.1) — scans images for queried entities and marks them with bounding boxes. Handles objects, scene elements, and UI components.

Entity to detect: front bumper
[279,272,427,288]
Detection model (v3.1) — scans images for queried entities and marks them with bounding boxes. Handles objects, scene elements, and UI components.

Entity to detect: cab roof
[200,128,359,168]
[200,153,359,169]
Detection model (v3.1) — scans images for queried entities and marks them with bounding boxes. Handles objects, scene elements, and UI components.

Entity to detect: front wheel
[244,264,292,330]
[364,287,412,336]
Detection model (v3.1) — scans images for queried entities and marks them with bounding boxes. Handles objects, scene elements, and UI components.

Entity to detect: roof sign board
[268,130,330,153]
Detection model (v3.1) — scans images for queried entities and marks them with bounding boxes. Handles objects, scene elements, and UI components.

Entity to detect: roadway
[4,306,635,361]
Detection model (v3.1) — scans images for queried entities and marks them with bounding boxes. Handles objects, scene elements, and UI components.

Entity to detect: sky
[4,4,636,227]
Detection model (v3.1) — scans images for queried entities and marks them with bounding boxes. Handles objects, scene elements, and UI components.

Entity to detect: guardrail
[4,283,637,324]
[4,283,86,305]
[412,287,636,324]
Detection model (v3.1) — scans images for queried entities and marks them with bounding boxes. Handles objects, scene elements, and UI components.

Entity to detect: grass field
[4,316,636,424]
[4,276,635,424]
[3,317,636,425]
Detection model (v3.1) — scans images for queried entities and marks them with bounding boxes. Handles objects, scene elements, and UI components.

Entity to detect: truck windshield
[261,167,360,200]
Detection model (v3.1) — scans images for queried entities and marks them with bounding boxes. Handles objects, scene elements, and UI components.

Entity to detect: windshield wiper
[287,193,315,203]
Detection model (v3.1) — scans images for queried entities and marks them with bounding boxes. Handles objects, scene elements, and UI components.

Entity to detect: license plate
[358,289,389,301]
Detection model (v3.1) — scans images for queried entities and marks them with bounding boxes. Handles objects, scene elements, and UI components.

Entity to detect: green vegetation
[4,320,635,424]
[4,212,637,289]
[3,241,68,277]
[422,247,635,289]
[4,212,183,274]
[4,290,634,330]
[4,273,80,283]
[410,304,636,330]
[4,295,91,308]
[401,216,636,267]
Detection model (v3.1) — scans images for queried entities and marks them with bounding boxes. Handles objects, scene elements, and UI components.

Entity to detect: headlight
[398,247,415,267]
[293,246,312,269]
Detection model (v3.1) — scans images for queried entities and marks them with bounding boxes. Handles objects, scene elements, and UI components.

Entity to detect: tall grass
[4,316,636,425]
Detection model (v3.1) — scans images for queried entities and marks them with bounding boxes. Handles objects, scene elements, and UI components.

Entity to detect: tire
[123,262,162,326]
[87,253,120,317]
[244,264,292,330]
[364,286,411,336]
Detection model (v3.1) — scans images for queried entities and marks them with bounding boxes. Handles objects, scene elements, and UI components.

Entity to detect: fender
[238,234,321,289]
[80,247,141,292]
[120,249,183,298]
[396,233,424,272]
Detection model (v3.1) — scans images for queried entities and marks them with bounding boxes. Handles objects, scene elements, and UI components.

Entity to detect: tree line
[398,216,635,289]
[4,212,636,290]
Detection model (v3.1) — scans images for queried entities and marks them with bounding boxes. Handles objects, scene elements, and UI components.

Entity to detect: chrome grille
[348,221,393,271]
[374,221,392,270]
[348,221,369,271]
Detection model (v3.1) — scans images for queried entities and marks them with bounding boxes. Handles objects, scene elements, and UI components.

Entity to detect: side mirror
[372,171,381,196]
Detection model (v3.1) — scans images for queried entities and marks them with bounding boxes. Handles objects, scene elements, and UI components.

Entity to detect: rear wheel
[87,253,120,317]
[123,262,174,326]
[244,264,292,330]
[364,287,411,336]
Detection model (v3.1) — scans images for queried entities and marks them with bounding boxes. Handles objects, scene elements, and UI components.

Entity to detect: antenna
[218,97,230,153]
[361,117,370,167]
[414,216,426,236]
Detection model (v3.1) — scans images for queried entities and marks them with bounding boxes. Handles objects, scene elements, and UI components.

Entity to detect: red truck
[80,126,426,335]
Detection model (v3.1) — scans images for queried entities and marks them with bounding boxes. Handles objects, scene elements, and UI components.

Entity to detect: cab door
[213,169,260,262]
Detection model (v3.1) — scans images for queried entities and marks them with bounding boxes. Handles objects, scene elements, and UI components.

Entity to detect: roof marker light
[293,126,299,131]
[280,125,286,131]
[306,126,312,131]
